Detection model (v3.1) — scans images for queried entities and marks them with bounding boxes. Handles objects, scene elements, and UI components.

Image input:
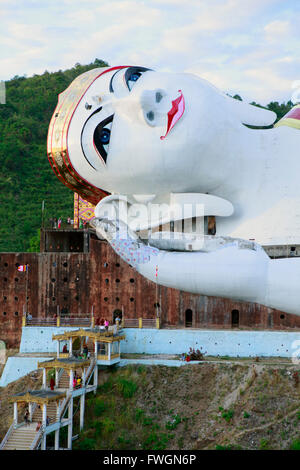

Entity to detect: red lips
[160,90,185,140]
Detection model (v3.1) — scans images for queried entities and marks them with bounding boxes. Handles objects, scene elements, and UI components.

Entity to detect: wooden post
[22,314,26,327]
[139,317,142,328]
[156,317,160,329]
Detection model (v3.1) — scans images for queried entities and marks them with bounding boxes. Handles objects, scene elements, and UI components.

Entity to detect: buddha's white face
[67,66,233,197]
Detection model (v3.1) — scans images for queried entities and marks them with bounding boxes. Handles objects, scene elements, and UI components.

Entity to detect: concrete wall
[121,328,300,358]
[19,326,81,353]
[19,326,300,359]
[0,357,51,387]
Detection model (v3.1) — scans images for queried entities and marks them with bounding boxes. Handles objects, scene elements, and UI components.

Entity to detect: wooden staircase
[2,423,38,450]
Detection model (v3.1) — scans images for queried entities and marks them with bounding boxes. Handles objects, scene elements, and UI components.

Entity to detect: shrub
[290,439,300,450]
[102,417,116,436]
[135,408,145,422]
[77,438,96,450]
[221,409,234,422]
[166,414,181,430]
[94,399,107,417]
[259,438,270,450]
[216,444,233,450]
[116,378,138,398]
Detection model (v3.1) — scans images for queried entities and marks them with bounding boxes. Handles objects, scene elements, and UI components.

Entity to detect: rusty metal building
[1,228,300,349]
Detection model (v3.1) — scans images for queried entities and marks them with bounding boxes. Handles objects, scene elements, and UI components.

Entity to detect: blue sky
[0,0,299,104]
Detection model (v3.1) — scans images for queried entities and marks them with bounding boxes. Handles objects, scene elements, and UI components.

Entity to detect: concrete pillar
[93,365,98,395]
[69,369,74,390]
[67,397,73,450]
[80,393,85,431]
[54,429,60,450]
[13,402,18,425]
[108,343,111,361]
[28,402,33,422]
[118,341,121,357]
[82,368,86,387]
[41,403,47,450]
[55,368,59,388]
[69,338,73,357]
[55,401,60,450]
[42,368,47,389]
[57,341,60,358]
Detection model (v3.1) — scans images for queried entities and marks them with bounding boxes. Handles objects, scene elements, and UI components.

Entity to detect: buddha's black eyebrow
[109,70,120,93]
[109,66,152,93]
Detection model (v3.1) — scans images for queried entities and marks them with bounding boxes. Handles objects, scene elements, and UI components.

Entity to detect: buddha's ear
[227,95,277,127]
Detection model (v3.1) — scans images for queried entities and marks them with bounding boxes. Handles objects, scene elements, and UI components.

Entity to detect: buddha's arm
[93,198,300,316]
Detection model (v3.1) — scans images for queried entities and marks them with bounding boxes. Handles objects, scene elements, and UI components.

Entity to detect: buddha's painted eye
[127,72,142,89]
[99,127,111,145]
[93,115,113,163]
[124,66,151,91]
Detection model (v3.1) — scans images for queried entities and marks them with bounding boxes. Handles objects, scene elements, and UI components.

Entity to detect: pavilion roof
[10,389,66,404]
[52,328,125,343]
[37,357,90,370]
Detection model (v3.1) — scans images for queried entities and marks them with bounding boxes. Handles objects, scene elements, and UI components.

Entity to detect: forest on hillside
[0,59,108,252]
[0,60,294,252]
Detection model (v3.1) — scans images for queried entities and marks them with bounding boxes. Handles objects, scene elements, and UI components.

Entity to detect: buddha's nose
[140,89,170,127]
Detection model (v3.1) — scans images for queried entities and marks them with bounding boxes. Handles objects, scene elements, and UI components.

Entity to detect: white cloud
[0,0,298,104]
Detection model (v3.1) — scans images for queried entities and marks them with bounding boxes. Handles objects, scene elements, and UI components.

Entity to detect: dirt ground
[1,356,299,450]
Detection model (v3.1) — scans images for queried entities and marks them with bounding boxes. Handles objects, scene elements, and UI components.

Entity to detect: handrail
[59,390,73,421]
[85,356,96,386]
[0,422,15,450]
[30,425,45,450]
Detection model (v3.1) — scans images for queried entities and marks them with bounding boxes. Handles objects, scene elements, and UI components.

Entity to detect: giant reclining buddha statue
[47,65,300,316]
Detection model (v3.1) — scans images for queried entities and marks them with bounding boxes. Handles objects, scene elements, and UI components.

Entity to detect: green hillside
[0,59,108,252]
[0,61,293,252]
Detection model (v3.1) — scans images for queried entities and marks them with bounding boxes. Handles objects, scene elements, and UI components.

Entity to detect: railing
[123,318,160,329]
[60,316,91,327]
[24,315,92,327]
[85,357,96,386]
[123,318,139,328]
[0,422,15,450]
[141,318,158,328]
[26,318,57,327]
[30,425,45,450]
